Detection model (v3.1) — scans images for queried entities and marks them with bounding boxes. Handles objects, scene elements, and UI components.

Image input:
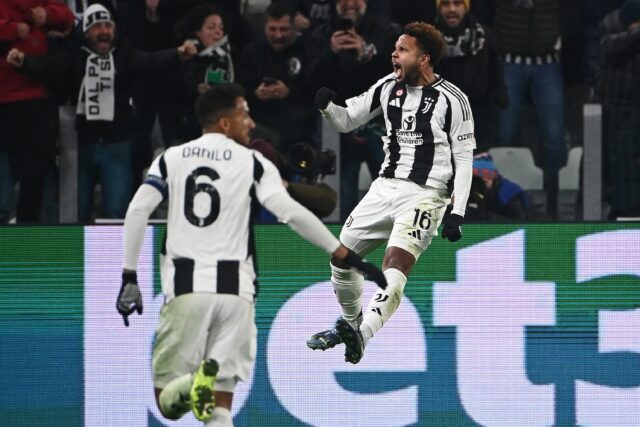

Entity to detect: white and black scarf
[77,47,115,121]
[437,17,486,58]
[191,35,234,84]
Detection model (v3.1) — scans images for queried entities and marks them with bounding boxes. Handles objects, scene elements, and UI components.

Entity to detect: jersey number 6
[184,166,220,227]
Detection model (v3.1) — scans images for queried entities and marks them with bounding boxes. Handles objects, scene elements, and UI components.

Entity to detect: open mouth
[392,62,402,78]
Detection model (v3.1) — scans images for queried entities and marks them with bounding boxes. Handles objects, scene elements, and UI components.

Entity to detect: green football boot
[190,358,219,421]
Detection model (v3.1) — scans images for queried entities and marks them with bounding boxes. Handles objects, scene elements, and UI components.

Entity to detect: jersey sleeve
[321,74,392,132]
[123,184,164,270]
[144,151,169,200]
[448,92,476,154]
[252,151,340,254]
[252,151,289,203]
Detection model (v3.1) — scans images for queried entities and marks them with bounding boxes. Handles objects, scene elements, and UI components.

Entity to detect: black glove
[315,87,337,110]
[343,250,387,290]
[441,213,464,242]
[116,271,143,327]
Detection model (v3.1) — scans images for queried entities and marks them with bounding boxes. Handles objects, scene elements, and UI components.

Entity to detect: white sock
[331,263,364,324]
[158,373,192,420]
[361,268,407,343]
[205,406,233,427]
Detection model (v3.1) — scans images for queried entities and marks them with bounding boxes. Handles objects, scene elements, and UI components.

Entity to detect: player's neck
[204,125,226,136]
[417,69,437,87]
[407,69,437,87]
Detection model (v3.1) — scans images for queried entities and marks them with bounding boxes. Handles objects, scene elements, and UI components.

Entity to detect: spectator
[209,0,253,52]
[466,152,529,220]
[174,4,236,142]
[495,0,568,219]
[0,0,75,223]
[309,0,400,220]
[8,4,197,222]
[433,0,508,153]
[595,0,640,218]
[120,0,199,191]
[284,0,335,33]
[238,2,317,154]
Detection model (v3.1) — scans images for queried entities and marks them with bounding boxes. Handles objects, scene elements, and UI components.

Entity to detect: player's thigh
[206,295,256,393]
[152,293,214,388]
[388,187,449,260]
[340,178,394,253]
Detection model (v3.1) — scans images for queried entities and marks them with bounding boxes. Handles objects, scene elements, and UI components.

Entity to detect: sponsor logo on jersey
[395,129,423,145]
[421,97,435,114]
[457,133,474,141]
[402,116,416,131]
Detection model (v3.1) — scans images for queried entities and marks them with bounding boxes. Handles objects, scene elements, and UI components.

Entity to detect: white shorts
[340,178,450,260]
[152,293,256,393]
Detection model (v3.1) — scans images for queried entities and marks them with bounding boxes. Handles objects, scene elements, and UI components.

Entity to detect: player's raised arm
[316,74,391,133]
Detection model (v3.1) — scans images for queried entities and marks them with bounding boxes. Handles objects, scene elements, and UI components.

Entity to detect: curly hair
[403,22,446,67]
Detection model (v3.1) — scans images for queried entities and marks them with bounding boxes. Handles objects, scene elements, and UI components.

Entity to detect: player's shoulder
[375,73,397,90]
[250,148,280,179]
[434,77,473,122]
[434,76,470,102]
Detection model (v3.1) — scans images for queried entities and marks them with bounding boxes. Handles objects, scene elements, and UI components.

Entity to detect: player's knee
[383,247,416,276]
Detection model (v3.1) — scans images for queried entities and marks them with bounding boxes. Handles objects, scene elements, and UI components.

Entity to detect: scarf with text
[77,47,115,121]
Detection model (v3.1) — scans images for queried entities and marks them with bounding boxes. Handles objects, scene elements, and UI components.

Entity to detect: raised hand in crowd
[5,48,25,68]
[294,12,311,32]
[177,39,198,61]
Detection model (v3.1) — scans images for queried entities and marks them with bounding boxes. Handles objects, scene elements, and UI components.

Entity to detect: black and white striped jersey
[323,73,476,190]
[145,133,284,303]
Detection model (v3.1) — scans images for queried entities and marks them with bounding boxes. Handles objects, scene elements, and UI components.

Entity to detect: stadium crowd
[1,0,639,224]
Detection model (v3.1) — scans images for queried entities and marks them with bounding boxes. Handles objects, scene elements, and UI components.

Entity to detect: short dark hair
[195,83,246,128]
[265,1,295,21]
[403,22,446,67]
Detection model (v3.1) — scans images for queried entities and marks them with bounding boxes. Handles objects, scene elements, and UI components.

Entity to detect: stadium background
[1,223,639,426]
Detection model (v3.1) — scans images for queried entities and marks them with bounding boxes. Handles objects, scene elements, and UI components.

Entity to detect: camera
[287,142,336,182]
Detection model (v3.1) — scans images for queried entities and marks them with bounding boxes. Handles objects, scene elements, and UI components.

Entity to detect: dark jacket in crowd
[21,34,181,145]
[308,12,400,103]
[434,13,508,108]
[238,34,317,150]
[240,34,314,103]
[595,8,640,104]
[495,0,561,56]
